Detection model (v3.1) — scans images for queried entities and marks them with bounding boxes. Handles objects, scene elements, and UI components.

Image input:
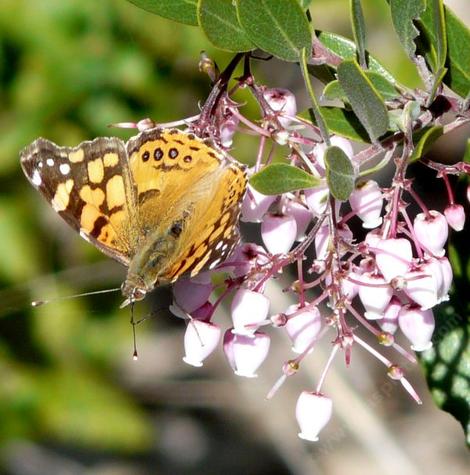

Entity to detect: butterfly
[20,128,247,306]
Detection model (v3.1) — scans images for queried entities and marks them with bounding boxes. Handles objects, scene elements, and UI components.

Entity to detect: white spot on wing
[209,258,221,269]
[38,161,43,168]
[32,169,42,186]
[46,158,54,166]
[59,163,71,175]
[216,241,223,250]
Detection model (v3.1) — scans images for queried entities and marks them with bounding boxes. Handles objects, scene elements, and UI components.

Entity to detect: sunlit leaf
[337,59,389,142]
[390,0,426,58]
[324,146,355,201]
[126,0,198,25]
[250,163,321,195]
[299,107,370,143]
[236,0,312,62]
[198,0,255,52]
[323,72,399,102]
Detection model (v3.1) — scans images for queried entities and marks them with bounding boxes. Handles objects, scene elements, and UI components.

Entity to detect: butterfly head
[120,276,149,307]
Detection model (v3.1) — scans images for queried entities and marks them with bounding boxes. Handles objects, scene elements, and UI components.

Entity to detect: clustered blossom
[127,79,467,443]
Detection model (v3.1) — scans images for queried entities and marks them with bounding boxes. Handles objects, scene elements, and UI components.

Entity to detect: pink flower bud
[263,88,297,128]
[304,185,329,216]
[241,185,276,223]
[374,238,413,282]
[349,180,383,229]
[358,273,393,319]
[286,200,313,241]
[183,320,221,367]
[404,266,439,310]
[378,296,402,334]
[438,257,452,302]
[295,392,333,442]
[413,210,448,257]
[365,229,382,249]
[220,113,239,148]
[467,185,470,204]
[285,304,322,354]
[173,279,213,313]
[231,288,270,336]
[261,213,297,254]
[444,204,465,231]
[226,243,268,277]
[314,224,330,261]
[223,330,271,378]
[398,305,435,351]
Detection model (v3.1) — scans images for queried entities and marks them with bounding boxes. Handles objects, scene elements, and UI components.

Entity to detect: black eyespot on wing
[142,151,150,161]
[169,148,179,159]
[154,148,163,161]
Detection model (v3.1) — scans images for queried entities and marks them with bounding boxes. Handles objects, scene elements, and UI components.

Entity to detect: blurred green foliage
[0,0,236,455]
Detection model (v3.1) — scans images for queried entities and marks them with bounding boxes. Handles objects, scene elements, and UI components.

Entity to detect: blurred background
[0,1,469,474]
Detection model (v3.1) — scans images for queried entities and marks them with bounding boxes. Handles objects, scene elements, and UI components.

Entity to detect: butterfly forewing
[20,137,138,265]
[20,128,247,293]
[126,128,247,282]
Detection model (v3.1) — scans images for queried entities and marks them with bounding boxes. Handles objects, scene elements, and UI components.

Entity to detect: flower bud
[304,185,329,216]
[263,88,297,128]
[398,305,435,351]
[295,392,333,442]
[378,296,402,334]
[226,242,267,277]
[261,213,297,254]
[231,288,270,336]
[438,257,452,302]
[183,320,221,367]
[220,113,239,148]
[285,200,313,241]
[349,180,383,229]
[444,204,465,232]
[404,266,439,310]
[223,330,271,378]
[374,238,413,282]
[358,273,393,319]
[241,185,276,223]
[173,278,213,314]
[285,304,322,354]
[413,210,448,256]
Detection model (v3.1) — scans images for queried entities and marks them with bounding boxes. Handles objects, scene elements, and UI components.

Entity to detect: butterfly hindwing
[20,137,138,265]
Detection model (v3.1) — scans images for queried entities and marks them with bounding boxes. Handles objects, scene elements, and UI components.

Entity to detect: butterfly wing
[126,128,247,283]
[20,137,138,266]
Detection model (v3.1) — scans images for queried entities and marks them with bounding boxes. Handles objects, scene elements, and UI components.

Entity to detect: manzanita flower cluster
[120,59,469,443]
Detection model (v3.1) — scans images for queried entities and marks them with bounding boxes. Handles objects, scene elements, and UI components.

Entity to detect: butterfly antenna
[130,302,139,361]
[31,287,121,307]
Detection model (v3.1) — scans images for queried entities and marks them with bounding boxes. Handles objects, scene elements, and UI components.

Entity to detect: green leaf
[337,59,389,142]
[323,72,399,102]
[390,0,426,58]
[350,0,366,67]
[126,0,198,25]
[250,163,320,195]
[409,125,443,162]
[417,4,470,97]
[316,31,397,84]
[236,0,312,62]
[443,9,470,97]
[324,146,356,201]
[464,138,470,164]
[299,106,370,143]
[198,0,255,52]
[420,304,470,446]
